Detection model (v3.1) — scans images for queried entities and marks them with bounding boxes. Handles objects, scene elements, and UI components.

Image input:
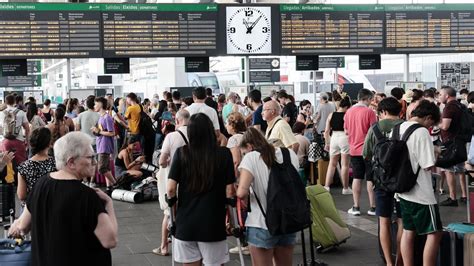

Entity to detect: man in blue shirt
[248,90,267,133]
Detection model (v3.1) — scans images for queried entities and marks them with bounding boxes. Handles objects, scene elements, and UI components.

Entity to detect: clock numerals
[246,44,252,51]
[229,27,236,34]
[245,10,253,17]
[262,27,269,33]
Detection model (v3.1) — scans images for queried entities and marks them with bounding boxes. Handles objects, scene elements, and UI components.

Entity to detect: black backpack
[253,148,311,235]
[456,102,474,143]
[139,105,156,137]
[371,122,423,193]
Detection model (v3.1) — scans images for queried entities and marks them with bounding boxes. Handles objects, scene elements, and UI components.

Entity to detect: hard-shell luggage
[306,185,350,251]
[464,233,474,266]
[317,160,328,186]
[437,223,474,266]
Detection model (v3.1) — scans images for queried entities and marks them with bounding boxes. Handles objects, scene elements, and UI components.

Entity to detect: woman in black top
[9,132,118,266]
[167,113,236,265]
[17,128,56,202]
[323,96,353,194]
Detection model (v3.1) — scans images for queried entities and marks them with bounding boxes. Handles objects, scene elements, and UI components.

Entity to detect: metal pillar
[404,54,410,82]
[66,58,72,99]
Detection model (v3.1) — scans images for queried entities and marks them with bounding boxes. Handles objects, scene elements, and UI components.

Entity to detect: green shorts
[399,198,442,235]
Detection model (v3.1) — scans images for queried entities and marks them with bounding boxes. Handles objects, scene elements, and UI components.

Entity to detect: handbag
[436,138,467,168]
[0,239,31,266]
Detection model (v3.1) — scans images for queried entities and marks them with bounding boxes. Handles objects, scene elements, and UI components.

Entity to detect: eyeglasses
[79,154,97,164]
[262,108,275,112]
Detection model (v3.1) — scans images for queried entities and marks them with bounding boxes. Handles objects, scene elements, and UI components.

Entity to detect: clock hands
[244,15,262,34]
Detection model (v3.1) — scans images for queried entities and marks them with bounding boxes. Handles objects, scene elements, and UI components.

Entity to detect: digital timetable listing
[1,3,474,58]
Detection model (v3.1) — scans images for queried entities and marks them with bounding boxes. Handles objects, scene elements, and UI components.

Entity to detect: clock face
[226,6,272,54]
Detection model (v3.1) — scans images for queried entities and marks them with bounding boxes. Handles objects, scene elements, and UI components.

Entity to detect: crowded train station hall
[0,0,474,265]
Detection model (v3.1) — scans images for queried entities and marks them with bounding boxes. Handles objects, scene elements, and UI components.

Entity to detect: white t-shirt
[392,121,437,205]
[227,133,243,149]
[161,126,188,164]
[0,106,28,142]
[185,103,220,130]
[238,148,300,230]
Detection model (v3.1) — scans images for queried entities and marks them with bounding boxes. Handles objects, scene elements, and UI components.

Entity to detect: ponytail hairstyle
[240,127,275,168]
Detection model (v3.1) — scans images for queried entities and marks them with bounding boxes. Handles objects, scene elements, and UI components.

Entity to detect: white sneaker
[347,206,361,216]
[342,188,353,195]
[324,186,330,192]
[367,207,376,216]
[229,245,250,255]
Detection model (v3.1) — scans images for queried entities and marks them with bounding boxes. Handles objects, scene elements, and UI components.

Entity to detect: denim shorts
[246,227,296,249]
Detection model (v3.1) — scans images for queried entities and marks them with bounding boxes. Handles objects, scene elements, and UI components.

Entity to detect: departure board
[0,3,102,59]
[385,5,474,53]
[280,5,384,55]
[101,4,218,57]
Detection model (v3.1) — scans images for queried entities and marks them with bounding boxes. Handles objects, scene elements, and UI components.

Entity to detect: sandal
[152,247,169,256]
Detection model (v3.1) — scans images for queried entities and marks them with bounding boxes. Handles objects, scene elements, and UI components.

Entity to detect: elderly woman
[9,132,118,266]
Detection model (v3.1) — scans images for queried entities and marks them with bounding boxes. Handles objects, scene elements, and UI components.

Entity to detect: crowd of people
[1,84,471,265]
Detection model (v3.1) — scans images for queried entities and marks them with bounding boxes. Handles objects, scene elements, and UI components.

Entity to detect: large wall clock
[226,6,272,54]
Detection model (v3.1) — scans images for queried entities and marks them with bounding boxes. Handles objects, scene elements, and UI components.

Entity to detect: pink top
[344,104,377,156]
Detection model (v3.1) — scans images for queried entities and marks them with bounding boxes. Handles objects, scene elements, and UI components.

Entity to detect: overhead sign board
[185,57,210,72]
[319,57,345,68]
[249,71,280,83]
[249,58,280,70]
[296,56,318,71]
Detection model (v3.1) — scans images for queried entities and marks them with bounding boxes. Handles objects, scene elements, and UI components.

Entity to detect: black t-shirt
[282,102,298,128]
[205,97,218,111]
[441,100,462,142]
[169,146,235,242]
[27,175,111,266]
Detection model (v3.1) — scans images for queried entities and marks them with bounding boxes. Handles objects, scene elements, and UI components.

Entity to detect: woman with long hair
[115,136,144,179]
[57,103,75,132]
[65,98,79,119]
[236,127,300,265]
[46,107,69,153]
[26,103,45,132]
[323,96,352,194]
[167,113,235,265]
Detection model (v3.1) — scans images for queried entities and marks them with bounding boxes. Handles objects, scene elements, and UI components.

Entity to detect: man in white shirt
[153,109,190,257]
[75,95,100,150]
[0,94,30,164]
[395,100,443,266]
[185,86,220,138]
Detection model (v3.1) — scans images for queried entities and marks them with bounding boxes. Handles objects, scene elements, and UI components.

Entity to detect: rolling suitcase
[464,233,474,266]
[316,160,328,186]
[306,185,350,251]
[437,223,474,266]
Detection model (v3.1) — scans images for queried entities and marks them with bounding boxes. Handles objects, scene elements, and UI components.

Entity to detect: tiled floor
[110,180,468,265]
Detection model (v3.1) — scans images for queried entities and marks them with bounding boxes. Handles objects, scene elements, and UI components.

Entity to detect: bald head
[176,109,190,126]
[262,100,281,122]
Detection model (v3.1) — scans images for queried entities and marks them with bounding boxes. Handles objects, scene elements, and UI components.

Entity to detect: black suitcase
[0,183,15,223]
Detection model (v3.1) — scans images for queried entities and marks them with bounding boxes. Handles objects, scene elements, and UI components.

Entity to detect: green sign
[0,3,217,12]
[280,4,385,12]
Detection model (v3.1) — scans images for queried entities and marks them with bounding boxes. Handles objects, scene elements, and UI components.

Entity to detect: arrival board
[101,4,218,57]
[0,3,102,58]
[385,5,474,53]
[280,5,384,55]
